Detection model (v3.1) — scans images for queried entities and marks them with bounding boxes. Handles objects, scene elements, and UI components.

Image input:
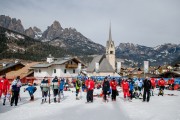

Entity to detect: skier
[86,76,95,103]
[75,78,81,100]
[122,79,129,101]
[40,77,50,104]
[0,75,10,105]
[11,76,22,106]
[129,78,134,101]
[51,76,60,103]
[102,77,110,102]
[24,83,37,101]
[150,78,156,96]
[143,77,152,102]
[110,78,117,101]
[158,78,165,96]
[136,78,143,98]
[59,78,65,101]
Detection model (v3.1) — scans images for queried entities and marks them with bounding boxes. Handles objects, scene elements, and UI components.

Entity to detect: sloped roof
[86,55,104,72]
[99,58,115,72]
[31,57,86,68]
[0,62,25,72]
[31,63,52,68]
[6,62,38,79]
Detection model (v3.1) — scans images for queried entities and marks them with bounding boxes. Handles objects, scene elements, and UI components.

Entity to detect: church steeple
[106,23,115,70]
[109,22,112,41]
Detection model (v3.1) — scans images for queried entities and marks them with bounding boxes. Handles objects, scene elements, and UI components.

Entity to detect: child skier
[24,83,37,101]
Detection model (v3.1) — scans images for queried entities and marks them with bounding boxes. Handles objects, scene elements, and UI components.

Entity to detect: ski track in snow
[0,86,180,120]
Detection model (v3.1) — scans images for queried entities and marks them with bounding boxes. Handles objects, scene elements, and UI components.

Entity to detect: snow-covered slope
[0,86,180,120]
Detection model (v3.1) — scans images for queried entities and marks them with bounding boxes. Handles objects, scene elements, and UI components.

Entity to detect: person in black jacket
[102,77,110,102]
[143,77,152,102]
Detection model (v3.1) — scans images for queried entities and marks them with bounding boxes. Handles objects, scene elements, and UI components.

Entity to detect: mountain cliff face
[0,15,24,34]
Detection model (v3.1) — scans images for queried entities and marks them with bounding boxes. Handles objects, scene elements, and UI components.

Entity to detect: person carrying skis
[59,78,65,101]
[150,78,156,96]
[136,78,143,98]
[158,78,165,96]
[51,76,60,103]
[102,77,110,102]
[110,78,117,101]
[24,83,37,101]
[143,77,152,102]
[40,77,50,104]
[86,76,95,103]
[129,78,134,101]
[75,78,82,100]
[11,76,22,106]
[0,75,10,105]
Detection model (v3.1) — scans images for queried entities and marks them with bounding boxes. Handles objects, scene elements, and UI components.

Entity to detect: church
[86,25,121,77]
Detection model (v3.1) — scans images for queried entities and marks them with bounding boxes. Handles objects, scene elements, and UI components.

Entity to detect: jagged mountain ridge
[116,43,180,66]
[0,15,179,66]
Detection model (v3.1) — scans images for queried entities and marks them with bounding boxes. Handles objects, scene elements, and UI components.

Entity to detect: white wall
[34,64,79,78]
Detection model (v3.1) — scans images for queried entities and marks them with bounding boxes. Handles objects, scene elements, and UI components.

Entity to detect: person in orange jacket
[150,78,156,96]
[122,79,129,100]
[0,75,10,105]
[110,78,118,101]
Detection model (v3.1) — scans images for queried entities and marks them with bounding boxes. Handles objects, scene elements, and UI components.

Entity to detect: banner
[117,62,121,73]
[95,62,99,73]
[144,61,149,73]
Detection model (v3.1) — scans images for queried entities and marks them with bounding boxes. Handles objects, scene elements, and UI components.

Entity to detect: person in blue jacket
[129,78,134,100]
[59,78,65,99]
[24,83,37,101]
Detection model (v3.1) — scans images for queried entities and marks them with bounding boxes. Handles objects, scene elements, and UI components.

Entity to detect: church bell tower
[106,23,115,70]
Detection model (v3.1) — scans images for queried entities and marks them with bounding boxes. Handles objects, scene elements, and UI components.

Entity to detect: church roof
[86,55,104,72]
[99,58,114,72]
[86,55,114,73]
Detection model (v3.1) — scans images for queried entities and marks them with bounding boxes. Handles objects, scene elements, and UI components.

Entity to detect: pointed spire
[109,22,112,41]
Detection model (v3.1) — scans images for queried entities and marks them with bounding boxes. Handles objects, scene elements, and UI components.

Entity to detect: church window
[110,51,113,54]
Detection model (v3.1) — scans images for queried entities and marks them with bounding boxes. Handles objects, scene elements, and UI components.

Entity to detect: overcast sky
[0,0,180,47]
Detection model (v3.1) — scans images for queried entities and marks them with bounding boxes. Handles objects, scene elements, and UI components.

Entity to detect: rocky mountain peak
[25,27,35,38]
[0,15,24,34]
[52,20,62,30]
[33,26,42,33]
[42,20,63,40]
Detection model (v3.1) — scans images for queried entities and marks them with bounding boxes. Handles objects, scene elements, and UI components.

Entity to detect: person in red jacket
[158,78,165,96]
[171,77,175,90]
[0,75,10,105]
[122,79,129,100]
[110,78,118,101]
[150,78,156,96]
[86,76,95,103]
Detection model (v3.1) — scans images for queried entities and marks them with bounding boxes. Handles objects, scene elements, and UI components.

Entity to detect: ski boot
[54,98,57,103]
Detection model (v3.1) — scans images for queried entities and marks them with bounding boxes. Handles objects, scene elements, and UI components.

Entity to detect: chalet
[31,56,86,80]
[6,62,39,83]
[0,61,25,75]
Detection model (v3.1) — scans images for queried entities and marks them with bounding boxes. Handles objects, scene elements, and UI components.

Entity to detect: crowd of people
[0,75,176,106]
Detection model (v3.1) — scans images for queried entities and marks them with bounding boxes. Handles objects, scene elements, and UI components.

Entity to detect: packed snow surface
[0,86,180,120]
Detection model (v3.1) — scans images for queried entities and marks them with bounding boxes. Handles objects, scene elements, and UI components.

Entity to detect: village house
[31,55,86,80]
